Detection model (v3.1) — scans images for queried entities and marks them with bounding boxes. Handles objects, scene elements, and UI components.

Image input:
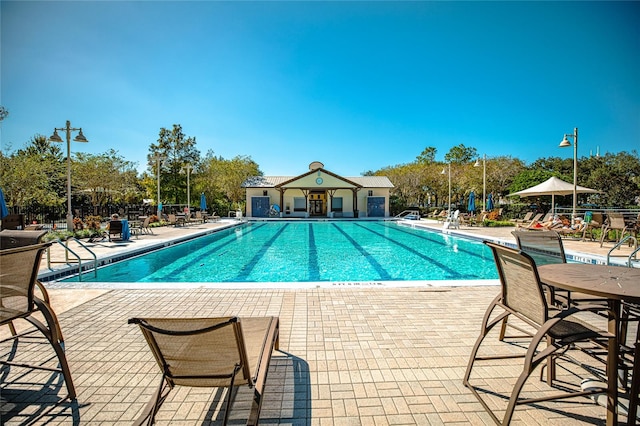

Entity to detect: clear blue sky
[2,1,639,177]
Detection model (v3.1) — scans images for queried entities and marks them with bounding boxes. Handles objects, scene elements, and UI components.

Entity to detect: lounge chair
[463,242,613,425]
[435,210,448,222]
[129,316,280,426]
[0,242,76,400]
[510,211,533,224]
[515,212,543,229]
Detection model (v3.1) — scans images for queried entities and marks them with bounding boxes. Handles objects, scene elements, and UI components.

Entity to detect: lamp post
[48,121,88,231]
[474,154,486,213]
[151,153,166,218]
[181,163,192,214]
[559,127,578,221]
[441,163,451,216]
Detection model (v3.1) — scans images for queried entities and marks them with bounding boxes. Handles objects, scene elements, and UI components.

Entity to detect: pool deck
[2,218,638,424]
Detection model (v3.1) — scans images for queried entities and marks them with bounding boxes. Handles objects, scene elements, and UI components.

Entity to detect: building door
[309,199,324,216]
[251,197,270,217]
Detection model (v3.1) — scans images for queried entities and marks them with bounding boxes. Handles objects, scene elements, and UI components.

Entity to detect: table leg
[606,300,620,426]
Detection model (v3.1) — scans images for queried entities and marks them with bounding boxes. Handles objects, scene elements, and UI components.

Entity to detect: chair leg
[463,294,505,384]
[134,376,172,426]
[30,299,76,399]
[628,342,640,426]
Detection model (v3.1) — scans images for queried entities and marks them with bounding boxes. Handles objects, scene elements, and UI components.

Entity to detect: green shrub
[482,220,515,227]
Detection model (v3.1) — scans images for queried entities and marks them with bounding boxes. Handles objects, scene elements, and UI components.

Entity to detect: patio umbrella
[486,193,494,211]
[200,193,207,212]
[467,191,475,213]
[0,187,8,219]
[507,176,600,215]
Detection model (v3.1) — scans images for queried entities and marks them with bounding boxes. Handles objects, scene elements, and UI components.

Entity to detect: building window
[368,190,373,196]
[294,197,306,212]
[263,190,268,196]
[332,197,343,212]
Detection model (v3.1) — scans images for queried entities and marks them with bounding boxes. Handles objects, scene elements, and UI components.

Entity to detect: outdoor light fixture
[441,163,451,216]
[48,121,88,230]
[151,153,166,217]
[474,154,486,213]
[559,127,578,221]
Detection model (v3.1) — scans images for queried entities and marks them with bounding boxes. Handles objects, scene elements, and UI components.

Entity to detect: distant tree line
[1,122,638,217]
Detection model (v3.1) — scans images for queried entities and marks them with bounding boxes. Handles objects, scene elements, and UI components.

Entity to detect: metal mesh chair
[129,316,279,426]
[463,242,613,425]
[0,242,76,400]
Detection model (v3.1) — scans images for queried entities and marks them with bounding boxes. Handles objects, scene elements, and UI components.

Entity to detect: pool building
[243,161,394,218]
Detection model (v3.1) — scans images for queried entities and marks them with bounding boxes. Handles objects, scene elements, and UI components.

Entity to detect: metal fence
[5,203,209,231]
[5,204,156,231]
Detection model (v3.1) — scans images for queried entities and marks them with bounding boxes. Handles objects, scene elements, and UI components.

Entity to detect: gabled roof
[242,169,394,189]
[275,168,362,188]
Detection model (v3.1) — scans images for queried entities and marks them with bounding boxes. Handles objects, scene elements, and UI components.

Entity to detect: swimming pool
[59,221,499,284]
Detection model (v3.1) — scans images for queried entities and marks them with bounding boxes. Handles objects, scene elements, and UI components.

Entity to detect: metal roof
[243,175,393,188]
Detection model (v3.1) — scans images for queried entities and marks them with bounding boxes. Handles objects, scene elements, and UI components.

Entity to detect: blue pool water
[61,221,499,283]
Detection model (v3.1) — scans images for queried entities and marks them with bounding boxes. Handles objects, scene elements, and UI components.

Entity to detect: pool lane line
[150,223,271,282]
[377,221,488,261]
[308,223,321,281]
[353,222,469,279]
[233,223,290,282]
[331,223,393,280]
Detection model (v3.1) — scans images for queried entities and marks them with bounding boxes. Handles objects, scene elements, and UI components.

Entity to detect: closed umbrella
[0,187,8,219]
[486,193,494,211]
[200,193,207,212]
[467,191,475,213]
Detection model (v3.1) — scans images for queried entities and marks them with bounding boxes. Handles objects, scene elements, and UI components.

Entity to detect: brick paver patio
[2,286,625,425]
[2,219,637,425]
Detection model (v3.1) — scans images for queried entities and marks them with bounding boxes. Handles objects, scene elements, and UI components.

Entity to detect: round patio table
[538,263,640,426]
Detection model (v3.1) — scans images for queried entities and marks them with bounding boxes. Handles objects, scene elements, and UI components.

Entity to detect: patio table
[538,263,640,426]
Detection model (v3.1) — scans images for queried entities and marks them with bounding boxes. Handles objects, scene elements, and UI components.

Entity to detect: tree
[444,144,477,164]
[416,146,437,164]
[148,124,200,205]
[581,152,640,207]
[0,106,8,121]
[197,152,261,212]
[73,149,141,213]
[0,135,65,207]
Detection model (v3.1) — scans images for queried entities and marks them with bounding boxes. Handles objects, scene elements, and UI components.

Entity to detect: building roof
[242,174,394,188]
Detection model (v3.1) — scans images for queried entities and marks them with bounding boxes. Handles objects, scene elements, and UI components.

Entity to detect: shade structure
[0,187,8,219]
[200,193,207,211]
[467,191,475,213]
[486,193,494,211]
[508,176,600,215]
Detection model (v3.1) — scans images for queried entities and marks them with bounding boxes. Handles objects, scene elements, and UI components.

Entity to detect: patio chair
[167,213,186,227]
[129,316,279,426]
[600,211,629,247]
[512,229,606,309]
[0,213,25,230]
[582,211,604,241]
[108,219,123,241]
[131,216,153,238]
[463,242,613,425]
[0,242,76,400]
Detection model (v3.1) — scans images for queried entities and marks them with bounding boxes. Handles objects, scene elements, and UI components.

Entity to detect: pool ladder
[606,235,639,267]
[47,238,98,281]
